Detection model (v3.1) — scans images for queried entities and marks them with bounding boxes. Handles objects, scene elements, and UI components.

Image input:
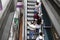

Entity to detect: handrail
[0,0,11,19]
[23,0,27,40]
[8,12,19,40]
[1,12,14,40]
[0,0,13,40]
[0,0,16,40]
[0,0,12,28]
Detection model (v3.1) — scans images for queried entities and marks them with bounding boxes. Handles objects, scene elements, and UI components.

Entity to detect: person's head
[36,1,39,5]
[39,32,43,36]
[31,20,36,24]
[37,18,41,25]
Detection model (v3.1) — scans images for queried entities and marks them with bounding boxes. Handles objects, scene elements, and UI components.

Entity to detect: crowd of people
[27,1,44,40]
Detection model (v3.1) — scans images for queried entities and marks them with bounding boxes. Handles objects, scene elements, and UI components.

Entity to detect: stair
[27,0,37,40]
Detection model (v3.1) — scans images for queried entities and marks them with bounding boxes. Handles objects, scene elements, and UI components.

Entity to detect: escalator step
[27,2,35,6]
[27,13,34,17]
[27,0,36,2]
[27,11,34,13]
[27,0,36,40]
[27,39,35,40]
[27,6,35,9]
[27,1,36,3]
[27,33,39,36]
[27,6,35,10]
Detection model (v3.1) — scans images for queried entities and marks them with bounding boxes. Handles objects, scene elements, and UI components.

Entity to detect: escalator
[26,0,49,40]
[27,0,36,40]
[24,0,54,40]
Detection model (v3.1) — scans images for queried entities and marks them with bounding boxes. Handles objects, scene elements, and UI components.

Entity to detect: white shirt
[28,22,36,30]
[35,24,41,28]
[36,35,43,40]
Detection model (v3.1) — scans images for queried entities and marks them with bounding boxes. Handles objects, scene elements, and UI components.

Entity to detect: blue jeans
[29,30,34,39]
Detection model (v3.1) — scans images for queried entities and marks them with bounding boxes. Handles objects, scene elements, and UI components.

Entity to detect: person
[35,18,42,34]
[27,20,36,39]
[34,1,40,14]
[34,1,43,18]
[36,32,44,40]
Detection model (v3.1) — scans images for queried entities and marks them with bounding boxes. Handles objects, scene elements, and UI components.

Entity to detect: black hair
[36,1,39,5]
[37,18,41,25]
[39,32,43,36]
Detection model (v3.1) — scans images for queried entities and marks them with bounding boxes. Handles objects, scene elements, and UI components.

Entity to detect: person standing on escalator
[34,1,40,14]
[35,17,44,35]
[35,18,42,34]
[34,1,42,17]
[34,1,42,19]
[27,20,37,39]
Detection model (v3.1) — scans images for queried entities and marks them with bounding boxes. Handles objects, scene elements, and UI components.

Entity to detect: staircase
[27,0,37,40]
